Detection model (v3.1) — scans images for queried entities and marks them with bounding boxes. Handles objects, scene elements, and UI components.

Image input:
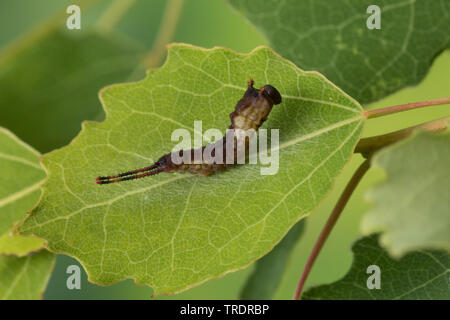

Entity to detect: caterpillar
[96,79,281,184]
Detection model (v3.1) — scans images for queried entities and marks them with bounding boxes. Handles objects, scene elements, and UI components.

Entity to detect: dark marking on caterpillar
[96,79,281,184]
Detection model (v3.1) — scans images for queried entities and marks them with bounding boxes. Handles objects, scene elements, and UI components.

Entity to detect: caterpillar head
[261,85,282,105]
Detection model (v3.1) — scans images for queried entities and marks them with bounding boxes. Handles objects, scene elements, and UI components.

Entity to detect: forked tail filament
[95,164,163,184]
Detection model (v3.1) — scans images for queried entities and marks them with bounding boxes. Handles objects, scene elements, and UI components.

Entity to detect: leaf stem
[364,97,450,119]
[355,116,450,157]
[292,159,371,300]
[144,0,184,69]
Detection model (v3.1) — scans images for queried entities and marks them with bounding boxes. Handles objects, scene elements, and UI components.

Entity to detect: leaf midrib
[1,255,31,300]
[0,180,43,209]
[23,115,363,231]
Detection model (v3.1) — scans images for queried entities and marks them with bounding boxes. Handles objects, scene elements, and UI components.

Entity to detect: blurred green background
[0,0,448,299]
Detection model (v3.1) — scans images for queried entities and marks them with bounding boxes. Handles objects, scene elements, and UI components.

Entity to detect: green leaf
[362,130,450,257]
[0,127,45,257]
[19,44,364,295]
[0,127,54,297]
[302,234,449,300]
[0,30,143,152]
[227,0,450,104]
[0,250,55,300]
[240,219,305,299]
[0,233,45,257]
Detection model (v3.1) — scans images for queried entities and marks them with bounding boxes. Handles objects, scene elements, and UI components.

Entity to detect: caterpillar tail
[95,163,163,184]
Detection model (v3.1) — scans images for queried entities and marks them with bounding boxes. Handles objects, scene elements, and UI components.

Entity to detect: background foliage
[303,234,449,299]
[228,0,450,104]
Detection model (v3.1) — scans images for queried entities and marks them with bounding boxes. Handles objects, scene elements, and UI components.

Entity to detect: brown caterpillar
[96,79,281,184]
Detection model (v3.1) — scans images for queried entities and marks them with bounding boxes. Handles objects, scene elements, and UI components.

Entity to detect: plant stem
[292,159,371,300]
[364,97,450,119]
[144,0,184,69]
[356,116,450,157]
[96,0,137,33]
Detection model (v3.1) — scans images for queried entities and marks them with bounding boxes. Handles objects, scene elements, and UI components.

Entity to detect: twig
[293,159,371,300]
[364,97,450,119]
[355,116,450,157]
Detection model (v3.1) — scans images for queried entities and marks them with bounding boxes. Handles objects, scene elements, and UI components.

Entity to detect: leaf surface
[0,128,45,256]
[362,130,450,257]
[19,44,364,295]
[228,0,450,104]
[303,234,449,300]
[0,127,54,299]
[0,250,55,300]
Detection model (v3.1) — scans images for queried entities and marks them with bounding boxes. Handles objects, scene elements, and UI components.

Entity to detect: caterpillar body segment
[96,79,281,184]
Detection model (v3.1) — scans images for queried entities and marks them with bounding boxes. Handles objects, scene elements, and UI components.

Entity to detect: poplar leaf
[0,128,45,256]
[0,127,54,300]
[0,250,55,300]
[303,235,449,300]
[19,44,364,295]
[362,130,450,257]
[227,0,450,104]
